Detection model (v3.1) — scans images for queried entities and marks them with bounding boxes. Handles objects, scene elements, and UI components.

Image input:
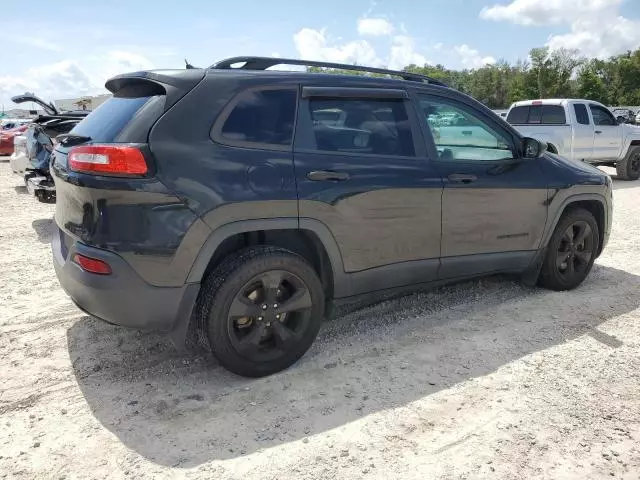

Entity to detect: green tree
[302,46,640,109]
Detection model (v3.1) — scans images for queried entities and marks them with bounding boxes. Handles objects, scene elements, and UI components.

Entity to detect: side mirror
[523,137,545,158]
[617,116,625,125]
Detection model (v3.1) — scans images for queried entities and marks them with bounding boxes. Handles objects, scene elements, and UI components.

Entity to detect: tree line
[310,47,640,109]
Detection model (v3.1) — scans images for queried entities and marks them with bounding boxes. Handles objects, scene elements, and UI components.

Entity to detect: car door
[571,102,595,161]
[414,91,548,279]
[589,104,623,160]
[293,86,443,296]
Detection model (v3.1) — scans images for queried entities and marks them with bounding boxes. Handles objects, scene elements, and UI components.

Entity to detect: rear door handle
[307,170,350,182]
[595,130,602,134]
[447,173,477,184]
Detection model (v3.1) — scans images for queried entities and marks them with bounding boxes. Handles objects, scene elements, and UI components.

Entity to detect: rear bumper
[52,225,199,332]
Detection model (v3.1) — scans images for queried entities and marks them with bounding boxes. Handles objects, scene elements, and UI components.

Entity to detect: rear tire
[616,146,640,180]
[194,246,324,377]
[539,208,599,291]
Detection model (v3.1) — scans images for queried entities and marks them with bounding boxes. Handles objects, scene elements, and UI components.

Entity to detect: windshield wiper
[56,133,92,146]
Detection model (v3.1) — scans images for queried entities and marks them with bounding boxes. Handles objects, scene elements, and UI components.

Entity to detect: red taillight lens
[68,145,147,176]
[73,254,112,275]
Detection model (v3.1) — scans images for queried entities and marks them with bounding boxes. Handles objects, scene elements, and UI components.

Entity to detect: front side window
[589,105,617,126]
[306,97,415,157]
[218,89,297,147]
[420,96,514,161]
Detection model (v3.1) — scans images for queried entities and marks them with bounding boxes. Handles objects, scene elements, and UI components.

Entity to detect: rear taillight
[68,145,147,176]
[73,254,112,275]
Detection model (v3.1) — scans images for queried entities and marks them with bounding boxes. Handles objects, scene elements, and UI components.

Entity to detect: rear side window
[507,105,566,125]
[306,97,415,157]
[574,104,590,125]
[217,89,297,148]
[71,96,165,143]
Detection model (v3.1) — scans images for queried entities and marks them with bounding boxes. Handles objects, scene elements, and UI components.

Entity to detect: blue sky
[1,0,640,108]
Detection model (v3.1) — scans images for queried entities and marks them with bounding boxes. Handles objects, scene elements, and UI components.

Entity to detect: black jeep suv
[51,56,612,377]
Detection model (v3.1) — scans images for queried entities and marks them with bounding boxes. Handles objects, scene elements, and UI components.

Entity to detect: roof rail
[211,56,447,87]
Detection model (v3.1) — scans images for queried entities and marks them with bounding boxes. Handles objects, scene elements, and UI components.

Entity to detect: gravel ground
[1,159,639,480]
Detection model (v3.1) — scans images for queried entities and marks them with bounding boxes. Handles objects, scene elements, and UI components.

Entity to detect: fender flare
[185,217,348,293]
[540,192,608,248]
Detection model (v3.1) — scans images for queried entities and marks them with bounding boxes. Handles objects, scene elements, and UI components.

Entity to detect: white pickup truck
[506,99,640,180]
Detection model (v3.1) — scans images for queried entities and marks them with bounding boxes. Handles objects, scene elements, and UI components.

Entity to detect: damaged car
[11,94,89,202]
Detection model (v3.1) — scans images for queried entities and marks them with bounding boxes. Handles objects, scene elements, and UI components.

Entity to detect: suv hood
[11,93,58,116]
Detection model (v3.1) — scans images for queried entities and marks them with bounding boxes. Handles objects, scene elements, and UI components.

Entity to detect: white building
[54,94,112,112]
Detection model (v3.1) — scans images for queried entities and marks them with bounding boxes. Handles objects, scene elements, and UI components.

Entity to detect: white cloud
[480,0,640,58]
[293,28,381,66]
[389,36,429,69]
[293,17,433,70]
[0,51,155,109]
[480,0,621,26]
[454,44,497,69]
[357,17,395,36]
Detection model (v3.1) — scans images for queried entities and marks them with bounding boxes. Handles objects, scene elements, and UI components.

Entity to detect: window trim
[589,103,617,127]
[301,86,408,99]
[293,89,423,159]
[414,91,520,164]
[211,85,299,152]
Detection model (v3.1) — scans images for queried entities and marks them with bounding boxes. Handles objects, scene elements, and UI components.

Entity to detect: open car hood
[11,93,58,116]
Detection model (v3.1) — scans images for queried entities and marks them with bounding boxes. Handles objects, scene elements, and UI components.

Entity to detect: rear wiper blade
[56,133,92,146]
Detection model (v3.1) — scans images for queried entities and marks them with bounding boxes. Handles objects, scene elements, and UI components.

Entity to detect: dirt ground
[0,159,639,480]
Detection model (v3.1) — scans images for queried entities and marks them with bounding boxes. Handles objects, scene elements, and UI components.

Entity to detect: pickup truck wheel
[616,146,640,180]
[195,246,325,377]
[539,208,599,291]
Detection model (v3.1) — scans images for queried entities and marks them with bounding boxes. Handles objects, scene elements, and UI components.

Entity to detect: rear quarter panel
[52,150,212,288]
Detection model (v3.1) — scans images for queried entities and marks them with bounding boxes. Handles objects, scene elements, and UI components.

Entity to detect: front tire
[616,146,640,180]
[539,208,599,291]
[195,246,325,377]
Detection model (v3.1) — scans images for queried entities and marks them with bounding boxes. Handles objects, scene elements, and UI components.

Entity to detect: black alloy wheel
[617,146,640,180]
[629,151,640,177]
[195,246,325,377]
[227,270,313,363]
[555,221,594,281]
[539,208,599,291]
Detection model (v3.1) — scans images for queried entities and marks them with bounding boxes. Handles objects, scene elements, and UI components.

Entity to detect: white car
[506,99,640,180]
[10,135,29,176]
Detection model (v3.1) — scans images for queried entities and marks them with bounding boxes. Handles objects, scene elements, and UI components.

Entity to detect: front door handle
[595,130,603,134]
[448,173,477,184]
[307,170,350,182]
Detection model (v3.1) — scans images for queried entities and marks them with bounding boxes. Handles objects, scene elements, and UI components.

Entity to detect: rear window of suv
[507,105,566,125]
[215,88,297,149]
[71,95,166,143]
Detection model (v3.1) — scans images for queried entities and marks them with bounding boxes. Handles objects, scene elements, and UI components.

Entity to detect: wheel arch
[186,218,347,299]
[542,194,608,257]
